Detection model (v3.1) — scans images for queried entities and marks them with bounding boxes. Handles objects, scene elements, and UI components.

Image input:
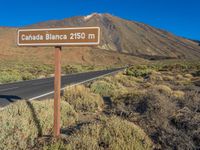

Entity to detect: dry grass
[184,73,193,79]
[155,84,173,95]
[114,72,137,87]
[90,80,116,96]
[176,74,184,80]
[63,85,104,113]
[90,79,129,98]
[172,90,185,98]
[1,63,199,149]
[0,100,77,150]
[162,75,174,81]
[45,116,154,150]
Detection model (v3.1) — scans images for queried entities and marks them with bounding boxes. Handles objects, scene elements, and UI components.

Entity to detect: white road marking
[29,69,123,100]
[0,87,19,92]
[0,69,124,111]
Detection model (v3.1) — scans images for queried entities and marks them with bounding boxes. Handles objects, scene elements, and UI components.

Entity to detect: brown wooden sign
[17,27,100,46]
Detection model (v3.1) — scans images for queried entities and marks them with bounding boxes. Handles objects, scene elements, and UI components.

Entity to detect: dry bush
[176,74,185,80]
[175,78,191,86]
[172,90,185,98]
[0,100,77,150]
[162,75,174,81]
[45,116,154,150]
[150,70,161,75]
[124,65,152,77]
[114,72,137,87]
[107,87,200,149]
[63,85,104,113]
[154,84,173,95]
[90,80,115,96]
[177,89,200,112]
[147,74,163,83]
[90,79,128,97]
[142,82,153,89]
[170,107,200,149]
[184,73,193,79]
[176,74,192,85]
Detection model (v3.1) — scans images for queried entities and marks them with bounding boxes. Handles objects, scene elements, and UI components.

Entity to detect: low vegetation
[0,63,107,84]
[0,61,200,149]
[0,100,77,150]
[95,62,200,149]
[124,65,152,77]
[63,85,104,113]
[44,116,153,150]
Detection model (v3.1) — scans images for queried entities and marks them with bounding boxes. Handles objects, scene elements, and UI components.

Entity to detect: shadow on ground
[25,101,43,137]
[0,95,22,103]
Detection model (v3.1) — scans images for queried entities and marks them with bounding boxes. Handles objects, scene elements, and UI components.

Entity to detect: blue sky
[0,0,199,40]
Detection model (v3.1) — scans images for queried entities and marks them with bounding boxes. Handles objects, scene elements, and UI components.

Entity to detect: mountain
[0,26,146,66]
[0,13,200,66]
[28,13,200,60]
[190,39,200,46]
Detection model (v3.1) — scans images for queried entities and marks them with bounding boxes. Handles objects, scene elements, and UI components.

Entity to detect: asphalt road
[0,68,123,108]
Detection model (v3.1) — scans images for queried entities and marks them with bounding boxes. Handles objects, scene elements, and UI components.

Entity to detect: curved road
[0,68,124,108]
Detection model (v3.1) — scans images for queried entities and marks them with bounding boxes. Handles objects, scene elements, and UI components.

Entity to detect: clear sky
[0,0,199,40]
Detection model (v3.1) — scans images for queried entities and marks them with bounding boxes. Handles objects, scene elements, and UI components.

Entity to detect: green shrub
[90,80,116,96]
[0,70,22,83]
[63,85,103,113]
[22,72,36,80]
[125,65,152,77]
[0,64,54,83]
[63,65,79,74]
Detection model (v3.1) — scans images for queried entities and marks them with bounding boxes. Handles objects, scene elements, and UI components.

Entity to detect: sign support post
[54,46,61,137]
[17,27,100,138]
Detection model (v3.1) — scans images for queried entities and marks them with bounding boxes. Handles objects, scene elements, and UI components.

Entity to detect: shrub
[147,73,163,83]
[63,85,104,113]
[173,90,185,99]
[176,74,184,80]
[155,84,173,95]
[0,100,77,150]
[63,65,79,74]
[125,65,152,77]
[192,70,200,77]
[90,80,115,96]
[184,74,193,79]
[22,72,36,80]
[111,89,199,149]
[0,70,22,83]
[45,116,154,150]
[114,73,138,87]
[162,75,174,81]
[0,64,54,83]
[158,63,189,72]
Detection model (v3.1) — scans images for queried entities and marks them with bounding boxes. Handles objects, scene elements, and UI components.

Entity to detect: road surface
[0,68,123,108]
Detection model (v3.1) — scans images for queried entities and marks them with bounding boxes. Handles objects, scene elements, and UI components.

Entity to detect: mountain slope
[0,13,200,65]
[29,13,200,59]
[190,39,200,46]
[0,26,146,66]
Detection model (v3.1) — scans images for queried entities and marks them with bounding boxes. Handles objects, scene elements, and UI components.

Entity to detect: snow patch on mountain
[84,13,102,21]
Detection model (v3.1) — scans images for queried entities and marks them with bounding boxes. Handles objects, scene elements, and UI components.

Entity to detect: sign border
[17,27,100,46]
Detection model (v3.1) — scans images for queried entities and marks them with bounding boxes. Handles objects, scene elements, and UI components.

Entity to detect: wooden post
[54,46,62,137]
